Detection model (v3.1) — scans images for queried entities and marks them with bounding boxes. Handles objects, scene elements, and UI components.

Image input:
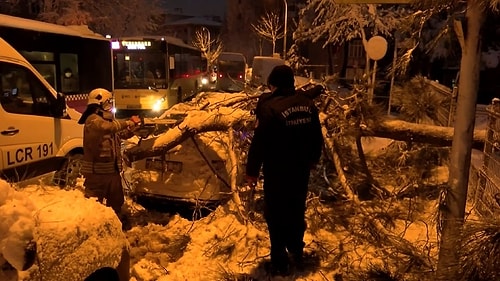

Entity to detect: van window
[0,62,54,117]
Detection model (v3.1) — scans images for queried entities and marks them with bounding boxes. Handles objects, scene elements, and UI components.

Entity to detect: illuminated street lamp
[283,0,288,60]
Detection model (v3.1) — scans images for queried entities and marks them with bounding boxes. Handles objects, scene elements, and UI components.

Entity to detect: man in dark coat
[245,65,324,276]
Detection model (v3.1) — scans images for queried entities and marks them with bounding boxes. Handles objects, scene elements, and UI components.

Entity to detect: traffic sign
[366,36,388,60]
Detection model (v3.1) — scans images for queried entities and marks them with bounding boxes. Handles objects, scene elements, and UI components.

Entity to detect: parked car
[0,180,130,281]
[123,126,232,210]
[250,56,286,88]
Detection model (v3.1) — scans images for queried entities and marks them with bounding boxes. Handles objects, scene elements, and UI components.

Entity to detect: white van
[250,56,286,87]
[0,37,83,186]
[0,38,130,281]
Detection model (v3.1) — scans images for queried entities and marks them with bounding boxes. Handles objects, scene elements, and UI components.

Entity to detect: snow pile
[0,180,36,277]
[17,185,129,281]
[128,201,272,281]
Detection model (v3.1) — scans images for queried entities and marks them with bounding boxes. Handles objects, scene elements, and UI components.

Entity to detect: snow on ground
[0,180,35,279]
[1,93,492,280]
[0,140,442,281]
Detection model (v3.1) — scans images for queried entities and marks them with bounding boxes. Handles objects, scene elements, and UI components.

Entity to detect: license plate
[2,142,54,168]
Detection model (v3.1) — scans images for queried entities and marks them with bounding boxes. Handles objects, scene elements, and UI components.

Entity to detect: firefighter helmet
[87,88,113,106]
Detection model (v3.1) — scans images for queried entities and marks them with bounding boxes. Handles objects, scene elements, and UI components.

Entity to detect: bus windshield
[114,52,167,89]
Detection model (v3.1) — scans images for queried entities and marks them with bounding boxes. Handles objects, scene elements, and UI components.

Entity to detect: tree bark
[436,2,484,280]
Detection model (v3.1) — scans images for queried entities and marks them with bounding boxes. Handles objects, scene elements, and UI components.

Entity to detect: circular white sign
[366,36,388,61]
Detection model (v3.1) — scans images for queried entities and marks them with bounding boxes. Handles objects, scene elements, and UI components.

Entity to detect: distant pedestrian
[78,88,140,224]
[245,65,324,276]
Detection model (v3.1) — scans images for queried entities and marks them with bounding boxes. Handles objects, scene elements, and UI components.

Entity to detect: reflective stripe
[81,160,117,174]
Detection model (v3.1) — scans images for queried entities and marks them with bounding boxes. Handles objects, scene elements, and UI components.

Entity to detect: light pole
[283,0,288,60]
[201,26,210,70]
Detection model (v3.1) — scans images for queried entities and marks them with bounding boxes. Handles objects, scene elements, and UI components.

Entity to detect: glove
[126,116,141,129]
[129,115,141,125]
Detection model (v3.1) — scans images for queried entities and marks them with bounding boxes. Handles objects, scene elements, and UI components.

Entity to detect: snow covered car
[0,179,130,281]
[124,131,232,209]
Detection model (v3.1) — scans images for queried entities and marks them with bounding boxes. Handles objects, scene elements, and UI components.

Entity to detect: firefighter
[78,88,140,224]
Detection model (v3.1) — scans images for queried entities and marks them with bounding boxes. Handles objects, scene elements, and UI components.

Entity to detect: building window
[348,40,364,59]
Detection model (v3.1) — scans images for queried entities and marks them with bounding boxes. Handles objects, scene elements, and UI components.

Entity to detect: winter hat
[267,65,295,89]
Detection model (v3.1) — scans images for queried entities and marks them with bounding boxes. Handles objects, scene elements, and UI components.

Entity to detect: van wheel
[53,153,83,187]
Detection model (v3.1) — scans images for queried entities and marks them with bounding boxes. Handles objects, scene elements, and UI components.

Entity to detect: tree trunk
[124,115,486,164]
[436,1,484,280]
[364,119,486,150]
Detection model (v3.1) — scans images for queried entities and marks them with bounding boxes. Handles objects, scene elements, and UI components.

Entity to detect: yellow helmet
[87,88,113,106]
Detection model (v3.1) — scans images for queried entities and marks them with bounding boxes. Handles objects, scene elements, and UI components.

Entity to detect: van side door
[0,61,66,182]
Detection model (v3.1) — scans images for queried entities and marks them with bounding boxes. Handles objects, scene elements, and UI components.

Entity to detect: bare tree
[251,11,284,55]
[25,0,163,36]
[192,27,223,70]
[36,0,91,25]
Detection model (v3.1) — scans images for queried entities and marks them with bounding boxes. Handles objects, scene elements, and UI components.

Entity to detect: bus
[215,52,247,92]
[111,36,206,118]
[0,14,112,113]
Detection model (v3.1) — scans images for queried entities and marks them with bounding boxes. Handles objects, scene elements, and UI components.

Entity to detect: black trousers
[263,167,310,267]
[83,173,124,215]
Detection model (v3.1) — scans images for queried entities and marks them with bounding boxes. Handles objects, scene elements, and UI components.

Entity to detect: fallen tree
[123,106,486,163]
[363,119,486,150]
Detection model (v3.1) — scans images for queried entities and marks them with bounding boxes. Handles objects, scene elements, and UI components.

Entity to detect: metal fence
[471,99,500,216]
[427,79,458,127]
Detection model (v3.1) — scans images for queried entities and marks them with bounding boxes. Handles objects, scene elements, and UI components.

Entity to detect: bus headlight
[201,77,208,85]
[152,98,164,112]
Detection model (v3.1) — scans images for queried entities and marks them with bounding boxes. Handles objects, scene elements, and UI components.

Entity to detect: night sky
[161,0,226,19]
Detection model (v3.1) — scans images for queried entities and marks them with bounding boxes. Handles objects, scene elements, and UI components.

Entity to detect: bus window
[60,53,79,93]
[32,64,56,90]
[1,14,112,114]
[114,52,167,89]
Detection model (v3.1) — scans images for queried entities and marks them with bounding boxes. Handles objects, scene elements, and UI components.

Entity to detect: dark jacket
[246,87,323,178]
[80,111,133,174]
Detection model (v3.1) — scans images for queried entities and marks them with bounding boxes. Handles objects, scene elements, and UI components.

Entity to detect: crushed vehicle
[121,95,249,210]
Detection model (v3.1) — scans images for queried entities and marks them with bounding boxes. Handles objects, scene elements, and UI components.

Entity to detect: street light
[283,0,288,60]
